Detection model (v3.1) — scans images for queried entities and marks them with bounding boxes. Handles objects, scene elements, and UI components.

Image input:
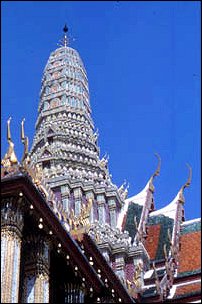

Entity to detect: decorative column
[85,191,94,223]
[97,194,106,224]
[113,249,126,283]
[61,184,70,213]
[1,197,24,303]
[108,198,117,228]
[73,187,82,217]
[22,235,50,303]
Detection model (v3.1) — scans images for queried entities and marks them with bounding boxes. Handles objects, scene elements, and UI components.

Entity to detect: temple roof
[149,192,181,220]
[117,179,155,232]
[1,170,135,303]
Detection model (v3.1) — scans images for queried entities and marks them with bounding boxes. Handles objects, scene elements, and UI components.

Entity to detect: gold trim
[69,198,92,233]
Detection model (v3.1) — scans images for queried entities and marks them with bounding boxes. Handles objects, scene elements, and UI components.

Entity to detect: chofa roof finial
[149,153,161,192]
[152,153,161,178]
[178,163,192,202]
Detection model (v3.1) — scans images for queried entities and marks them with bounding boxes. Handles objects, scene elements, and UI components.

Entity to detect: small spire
[63,24,68,33]
[118,180,127,194]
[121,183,129,200]
[58,24,69,47]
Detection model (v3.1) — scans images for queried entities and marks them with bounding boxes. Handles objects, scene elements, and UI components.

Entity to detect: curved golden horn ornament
[178,163,192,202]
[153,153,161,178]
[182,163,192,191]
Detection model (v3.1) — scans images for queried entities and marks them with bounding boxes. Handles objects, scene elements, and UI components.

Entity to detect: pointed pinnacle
[63,24,68,33]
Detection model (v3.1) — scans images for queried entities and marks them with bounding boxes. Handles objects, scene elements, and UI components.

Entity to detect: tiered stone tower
[30,27,151,288]
[30,26,126,227]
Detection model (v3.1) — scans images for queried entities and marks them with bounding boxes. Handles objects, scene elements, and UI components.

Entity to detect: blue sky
[1,1,201,220]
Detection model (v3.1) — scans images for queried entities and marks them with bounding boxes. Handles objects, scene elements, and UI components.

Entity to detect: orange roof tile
[175,282,201,296]
[145,224,161,260]
[178,230,201,274]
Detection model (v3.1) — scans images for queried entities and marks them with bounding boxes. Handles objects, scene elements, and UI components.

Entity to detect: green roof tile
[180,220,201,235]
[123,203,143,241]
[148,215,174,261]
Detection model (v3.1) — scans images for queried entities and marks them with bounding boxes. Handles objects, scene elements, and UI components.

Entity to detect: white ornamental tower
[30,26,126,227]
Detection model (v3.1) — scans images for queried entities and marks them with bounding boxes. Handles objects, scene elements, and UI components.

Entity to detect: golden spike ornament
[21,118,30,165]
[1,117,18,167]
[21,118,25,140]
[7,116,11,139]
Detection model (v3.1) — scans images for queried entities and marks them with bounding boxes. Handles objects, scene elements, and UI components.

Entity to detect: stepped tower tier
[30,28,125,226]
